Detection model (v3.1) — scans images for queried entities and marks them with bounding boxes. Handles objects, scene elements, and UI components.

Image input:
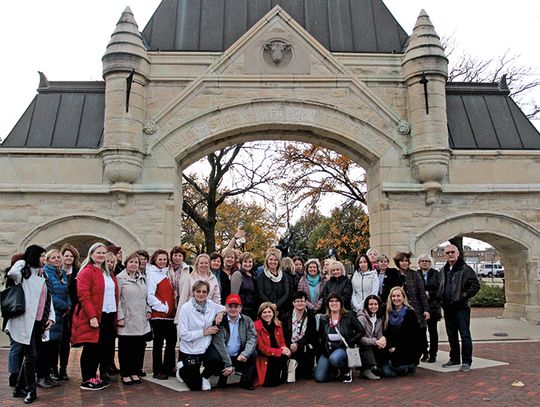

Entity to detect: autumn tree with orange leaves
[277,143,367,209]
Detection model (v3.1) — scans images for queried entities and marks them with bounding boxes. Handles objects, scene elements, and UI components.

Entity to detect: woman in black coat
[417,254,442,362]
[382,287,423,377]
[314,293,365,383]
[255,249,289,314]
[321,261,352,311]
[282,291,317,379]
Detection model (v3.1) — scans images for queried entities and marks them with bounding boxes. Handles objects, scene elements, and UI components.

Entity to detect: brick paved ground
[2,339,539,407]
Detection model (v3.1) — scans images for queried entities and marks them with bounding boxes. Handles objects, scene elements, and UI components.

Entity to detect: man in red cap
[206,294,257,390]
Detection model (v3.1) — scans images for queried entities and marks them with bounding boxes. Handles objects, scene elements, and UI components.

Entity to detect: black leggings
[150,319,176,375]
[80,312,116,381]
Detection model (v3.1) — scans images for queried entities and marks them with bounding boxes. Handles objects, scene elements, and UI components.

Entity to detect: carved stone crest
[143,118,158,135]
[396,120,411,135]
[263,40,292,66]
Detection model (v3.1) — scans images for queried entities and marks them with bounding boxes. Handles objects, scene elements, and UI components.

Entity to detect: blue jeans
[443,305,472,365]
[8,335,24,375]
[314,348,347,383]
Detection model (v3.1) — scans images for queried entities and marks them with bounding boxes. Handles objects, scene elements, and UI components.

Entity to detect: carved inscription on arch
[160,102,393,160]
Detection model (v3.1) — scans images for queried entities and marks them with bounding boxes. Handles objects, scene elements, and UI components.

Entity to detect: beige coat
[116,270,151,336]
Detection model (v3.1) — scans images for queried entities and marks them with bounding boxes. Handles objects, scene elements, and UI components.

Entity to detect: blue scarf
[306,273,320,301]
[388,306,407,327]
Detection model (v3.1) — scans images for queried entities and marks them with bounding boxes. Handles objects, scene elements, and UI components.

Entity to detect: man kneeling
[206,294,257,390]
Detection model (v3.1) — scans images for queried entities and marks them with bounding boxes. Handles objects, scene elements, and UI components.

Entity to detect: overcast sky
[0,0,538,140]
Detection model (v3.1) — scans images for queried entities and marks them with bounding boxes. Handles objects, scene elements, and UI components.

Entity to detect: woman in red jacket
[254,302,291,387]
[71,242,119,391]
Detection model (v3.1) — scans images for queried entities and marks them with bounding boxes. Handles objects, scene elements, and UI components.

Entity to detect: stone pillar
[101,7,149,198]
[402,10,450,204]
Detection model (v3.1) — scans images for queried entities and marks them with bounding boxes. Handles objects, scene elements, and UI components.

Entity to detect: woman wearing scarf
[297,258,326,313]
[170,245,191,306]
[116,252,151,385]
[6,245,54,404]
[382,286,423,377]
[177,280,225,391]
[254,302,291,387]
[40,249,71,388]
[255,248,289,315]
[177,254,221,310]
[283,291,317,379]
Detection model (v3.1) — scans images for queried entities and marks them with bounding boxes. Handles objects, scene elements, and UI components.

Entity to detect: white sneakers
[175,361,184,383]
[201,377,211,391]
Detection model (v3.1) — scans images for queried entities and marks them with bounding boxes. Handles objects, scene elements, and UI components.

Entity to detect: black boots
[24,390,37,404]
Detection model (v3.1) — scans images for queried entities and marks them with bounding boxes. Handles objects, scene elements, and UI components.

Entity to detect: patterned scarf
[191,298,207,315]
[291,310,308,343]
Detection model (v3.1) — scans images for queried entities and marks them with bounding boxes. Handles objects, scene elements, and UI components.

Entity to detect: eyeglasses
[195,290,208,294]
[445,251,456,255]
[293,299,306,303]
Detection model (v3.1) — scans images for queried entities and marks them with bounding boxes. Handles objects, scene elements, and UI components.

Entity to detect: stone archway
[20,214,144,255]
[410,212,540,323]
[147,98,408,257]
[152,99,406,168]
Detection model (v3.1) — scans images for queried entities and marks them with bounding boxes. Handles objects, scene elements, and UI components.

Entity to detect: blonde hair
[105,252,118,269]
[193,254,211,275]
[45,249,61,262]
[257,302,281,326]
[80,242,110,275]
[384,286,411,329]
[329,260,346,276]
[281,257,294,273]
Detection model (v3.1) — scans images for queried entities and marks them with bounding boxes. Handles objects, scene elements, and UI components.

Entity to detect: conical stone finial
[102,6,149,77]
[403,9,447,73]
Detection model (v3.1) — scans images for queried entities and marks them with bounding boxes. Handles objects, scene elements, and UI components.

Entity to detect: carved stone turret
[402,10,450,204]
[101,7,150,196]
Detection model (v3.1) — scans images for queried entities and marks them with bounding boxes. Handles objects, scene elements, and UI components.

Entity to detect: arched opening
[411,213,540,323]
[20,214,143,256]
[178,137,371,265]
[47,235,114,258]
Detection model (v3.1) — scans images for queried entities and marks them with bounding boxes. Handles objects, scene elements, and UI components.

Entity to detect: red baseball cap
[225,294,242,305]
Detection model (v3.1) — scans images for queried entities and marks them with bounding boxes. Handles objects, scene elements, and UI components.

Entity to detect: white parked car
[478,263,504,278]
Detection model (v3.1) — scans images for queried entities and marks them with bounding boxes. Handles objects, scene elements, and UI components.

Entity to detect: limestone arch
[20,214,144,254]
[152,99,406,169]
[410,212,540,322]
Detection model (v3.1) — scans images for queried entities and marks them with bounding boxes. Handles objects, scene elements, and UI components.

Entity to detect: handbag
[286,359,298,383]
[335,327,362,368]
[1,283,25,319]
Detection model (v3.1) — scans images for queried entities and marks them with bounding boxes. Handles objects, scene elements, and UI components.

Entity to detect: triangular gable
[153,6,404,135]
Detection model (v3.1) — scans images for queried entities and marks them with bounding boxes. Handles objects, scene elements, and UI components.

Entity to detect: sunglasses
[445,251,456,255]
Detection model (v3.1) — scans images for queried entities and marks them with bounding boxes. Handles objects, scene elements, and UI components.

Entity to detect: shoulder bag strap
[334,326,350,349]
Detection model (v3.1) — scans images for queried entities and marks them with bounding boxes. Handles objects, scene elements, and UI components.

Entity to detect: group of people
[3,239,480,403]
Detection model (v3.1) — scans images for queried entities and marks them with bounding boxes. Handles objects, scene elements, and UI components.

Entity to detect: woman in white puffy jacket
[351,254,379,313]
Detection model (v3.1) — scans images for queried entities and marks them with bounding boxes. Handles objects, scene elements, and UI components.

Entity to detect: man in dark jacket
[207,294,257,390]
[437,245,480,372]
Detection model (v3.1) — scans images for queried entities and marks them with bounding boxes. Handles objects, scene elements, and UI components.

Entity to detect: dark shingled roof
[141,0,409,53]
[446,82,540,150]
[3,81,539,151]
[1,82,105,149]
